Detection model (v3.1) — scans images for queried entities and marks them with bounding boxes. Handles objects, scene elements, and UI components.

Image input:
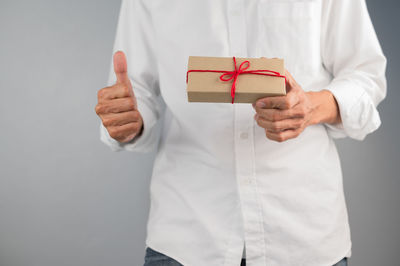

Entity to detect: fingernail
[256,101,266,108]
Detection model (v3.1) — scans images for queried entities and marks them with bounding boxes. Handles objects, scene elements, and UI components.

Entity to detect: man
[95,0,386,265]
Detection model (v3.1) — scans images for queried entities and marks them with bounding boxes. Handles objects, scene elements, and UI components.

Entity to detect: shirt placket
[227,0,267,265]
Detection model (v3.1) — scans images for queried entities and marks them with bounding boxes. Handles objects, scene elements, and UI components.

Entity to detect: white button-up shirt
[100,0,386,265]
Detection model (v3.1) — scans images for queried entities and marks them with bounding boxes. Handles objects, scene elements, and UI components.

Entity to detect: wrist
[307,90,341,125]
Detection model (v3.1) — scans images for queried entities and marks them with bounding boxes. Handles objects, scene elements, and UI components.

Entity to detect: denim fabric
[143,247,348,266]
[333,257,348,266]
[144,247,183,266]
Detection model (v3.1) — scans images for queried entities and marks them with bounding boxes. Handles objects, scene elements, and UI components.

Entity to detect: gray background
[0,0,398,265]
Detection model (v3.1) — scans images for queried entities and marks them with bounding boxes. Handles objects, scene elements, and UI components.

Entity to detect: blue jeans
[143,247,348,266]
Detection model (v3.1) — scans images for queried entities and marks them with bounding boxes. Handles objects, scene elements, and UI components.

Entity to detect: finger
[255,91,300,110]
[255,114,303,133]
[101,111,141,127]
[113,51,130,85]
[108,122,142,143]
[265,128,302,142]
[254,105,307,121]
[97,84,132,102]
[255,107,292,121]
[95,97,136,115]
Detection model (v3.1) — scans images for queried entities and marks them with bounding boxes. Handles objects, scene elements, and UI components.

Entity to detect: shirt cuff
[323,79,381,140]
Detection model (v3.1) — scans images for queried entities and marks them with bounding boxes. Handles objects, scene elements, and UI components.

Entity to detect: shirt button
[240,132,248,139]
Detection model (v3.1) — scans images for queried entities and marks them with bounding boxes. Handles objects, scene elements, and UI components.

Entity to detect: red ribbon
[186,56,286,103]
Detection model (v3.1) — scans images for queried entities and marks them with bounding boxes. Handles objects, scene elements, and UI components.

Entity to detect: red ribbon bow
[187,56,286,103]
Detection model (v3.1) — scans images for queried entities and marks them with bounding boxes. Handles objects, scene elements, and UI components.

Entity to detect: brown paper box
[186,56,286,103]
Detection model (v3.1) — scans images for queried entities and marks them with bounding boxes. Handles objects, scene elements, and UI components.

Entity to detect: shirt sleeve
[320,0,387,140]
[100,0,164,152]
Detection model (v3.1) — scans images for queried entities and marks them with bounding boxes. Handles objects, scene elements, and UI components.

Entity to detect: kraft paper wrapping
[186,56,286,103]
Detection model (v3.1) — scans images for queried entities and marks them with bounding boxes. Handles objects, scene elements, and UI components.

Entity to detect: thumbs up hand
[95,51,143,143]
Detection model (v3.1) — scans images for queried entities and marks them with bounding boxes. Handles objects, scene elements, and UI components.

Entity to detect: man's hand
[253,70,341,142]
[95,51,143,143]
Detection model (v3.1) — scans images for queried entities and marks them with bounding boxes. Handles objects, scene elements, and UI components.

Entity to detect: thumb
[113,51,130,85]
[284,69,298,94]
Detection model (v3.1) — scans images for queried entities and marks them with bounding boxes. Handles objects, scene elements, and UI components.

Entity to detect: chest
[146,0,322,107]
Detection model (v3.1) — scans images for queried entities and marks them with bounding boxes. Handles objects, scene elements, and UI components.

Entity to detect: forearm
[307,90,341,126]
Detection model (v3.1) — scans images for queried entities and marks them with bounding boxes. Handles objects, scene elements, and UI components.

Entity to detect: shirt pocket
[257,0,321,76]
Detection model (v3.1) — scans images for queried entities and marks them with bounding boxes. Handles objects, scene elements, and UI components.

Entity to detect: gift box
[186,56,286,104]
